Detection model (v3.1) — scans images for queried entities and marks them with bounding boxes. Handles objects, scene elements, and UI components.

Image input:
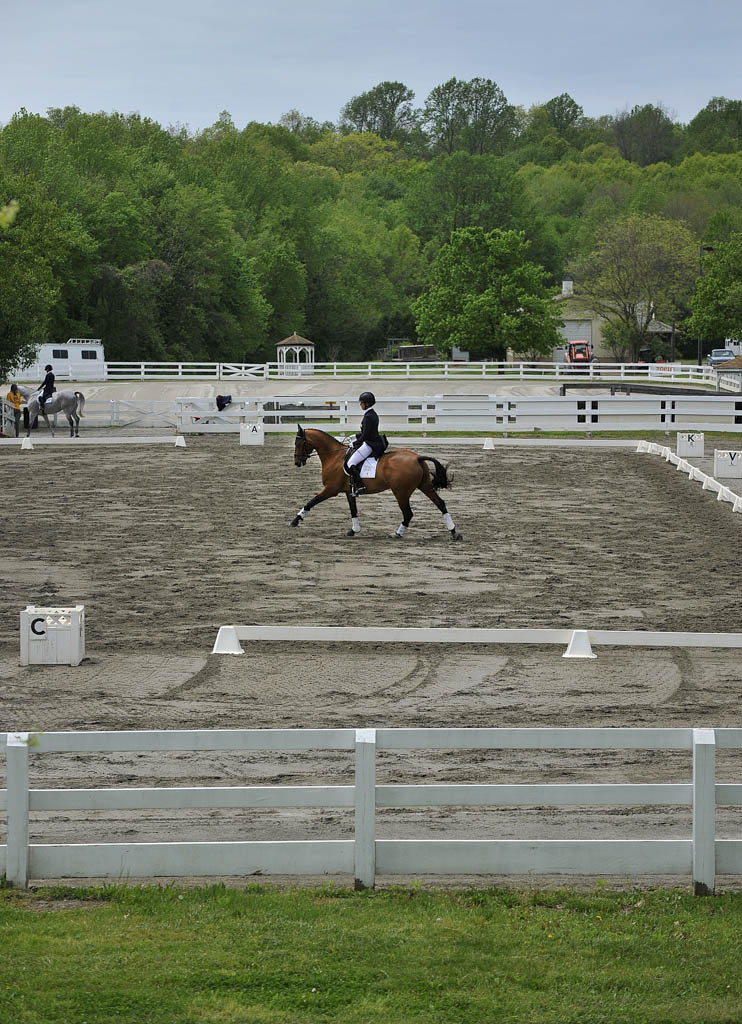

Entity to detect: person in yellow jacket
[5,383,22,437]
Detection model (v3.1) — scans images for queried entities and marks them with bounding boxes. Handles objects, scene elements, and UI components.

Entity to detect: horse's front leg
[289,486,335,527]
[345,492,360,538]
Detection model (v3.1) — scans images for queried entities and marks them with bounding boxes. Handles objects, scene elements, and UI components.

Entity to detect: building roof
[714,355,742,370]
[646,319,675,334]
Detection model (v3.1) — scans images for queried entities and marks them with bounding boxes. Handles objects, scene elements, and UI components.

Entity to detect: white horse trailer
[14,339,105,382]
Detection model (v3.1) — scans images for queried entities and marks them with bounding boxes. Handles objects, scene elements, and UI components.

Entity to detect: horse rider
[345,391,386,496]
[38,364,55,410]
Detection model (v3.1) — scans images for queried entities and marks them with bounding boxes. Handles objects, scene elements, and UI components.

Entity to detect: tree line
[2,81,742,378]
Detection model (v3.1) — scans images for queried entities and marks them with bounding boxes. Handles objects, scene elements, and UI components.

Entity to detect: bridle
[294,435,316,466]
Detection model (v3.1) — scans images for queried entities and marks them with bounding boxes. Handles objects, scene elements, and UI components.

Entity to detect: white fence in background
[8,392,742,434]
[2,726,742,891]
[175,393,742,434]
[8,360,737,389]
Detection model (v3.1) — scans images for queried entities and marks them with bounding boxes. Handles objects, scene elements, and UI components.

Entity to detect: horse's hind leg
[392,489,414,538]
[419,482,462,541]
[66,414,75,437]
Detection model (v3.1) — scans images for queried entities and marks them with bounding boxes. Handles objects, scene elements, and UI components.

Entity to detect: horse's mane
[305,427,347,449]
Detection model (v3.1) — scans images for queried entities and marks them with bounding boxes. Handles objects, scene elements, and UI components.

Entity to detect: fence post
[693,728,716,895]
[354,728,376,890]
[6,733,30,888]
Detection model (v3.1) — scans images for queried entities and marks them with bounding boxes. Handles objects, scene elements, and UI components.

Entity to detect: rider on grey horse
[344,392,387,497]
[38,364,56,409]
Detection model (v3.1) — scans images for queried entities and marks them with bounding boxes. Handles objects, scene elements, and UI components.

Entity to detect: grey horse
[18,384,86,437]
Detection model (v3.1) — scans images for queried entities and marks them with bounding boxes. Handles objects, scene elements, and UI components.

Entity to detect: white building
[13,339,105,382]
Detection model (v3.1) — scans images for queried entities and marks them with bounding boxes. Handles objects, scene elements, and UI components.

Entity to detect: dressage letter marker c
[30,617,46,639]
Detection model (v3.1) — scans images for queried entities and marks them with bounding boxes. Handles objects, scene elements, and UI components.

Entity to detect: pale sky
[2,0,740,132]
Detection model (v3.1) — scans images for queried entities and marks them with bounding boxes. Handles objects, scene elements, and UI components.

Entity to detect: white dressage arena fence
[0,435,186,449]
[212,624,742,659]
[635,440,742,512]
[1,726,741,892]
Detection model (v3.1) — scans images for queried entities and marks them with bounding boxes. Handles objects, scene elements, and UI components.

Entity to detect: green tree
[684,97,742,155]
[339,82,417,142]
[412,227,561,360]
[423,78,515,156]
[0,189,57,378]
[569,214,697,360]
[403,151,526,248]
[543,93,585,143]
[155,183,270,360]
[612,104,680,166]
[686,236,742,344]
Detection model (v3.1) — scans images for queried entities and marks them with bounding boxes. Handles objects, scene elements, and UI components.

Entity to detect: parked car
[707,348,736,367]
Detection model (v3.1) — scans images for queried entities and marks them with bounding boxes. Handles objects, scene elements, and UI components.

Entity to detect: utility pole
[697,246,714,365]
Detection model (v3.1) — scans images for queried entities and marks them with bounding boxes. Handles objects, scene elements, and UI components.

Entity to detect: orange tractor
[563,341,594,368]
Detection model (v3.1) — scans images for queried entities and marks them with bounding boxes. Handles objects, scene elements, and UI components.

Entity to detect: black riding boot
[350,465,365,496]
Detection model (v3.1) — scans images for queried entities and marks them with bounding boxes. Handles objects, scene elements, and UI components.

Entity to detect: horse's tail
[417,456,452,490]
[75,392,85,417]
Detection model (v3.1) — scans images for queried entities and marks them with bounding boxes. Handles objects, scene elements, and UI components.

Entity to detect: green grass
[2,885,742,1022]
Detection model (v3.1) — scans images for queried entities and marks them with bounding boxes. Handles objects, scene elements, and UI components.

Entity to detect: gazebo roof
[276,332,314,348]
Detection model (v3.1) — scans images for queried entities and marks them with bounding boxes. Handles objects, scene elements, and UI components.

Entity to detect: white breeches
[347,442,372,467]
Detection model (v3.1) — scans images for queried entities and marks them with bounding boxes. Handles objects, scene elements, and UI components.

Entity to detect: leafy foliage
[3,83,742,373]
[569,215,697,359]
[413,227,561,359]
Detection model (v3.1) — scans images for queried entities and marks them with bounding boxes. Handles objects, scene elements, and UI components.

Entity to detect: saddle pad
[360,458,379,479]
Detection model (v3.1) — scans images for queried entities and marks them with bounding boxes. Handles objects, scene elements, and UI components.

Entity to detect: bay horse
[19,384,85,437]
[291,425,462,541]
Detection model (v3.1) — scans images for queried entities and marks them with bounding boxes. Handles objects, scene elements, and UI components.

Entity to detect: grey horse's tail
[75,392,85,418]
[417,456,452,490]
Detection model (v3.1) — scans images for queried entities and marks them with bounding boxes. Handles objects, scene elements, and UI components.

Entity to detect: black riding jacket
[356,408,385,458]
[40,371,55,397]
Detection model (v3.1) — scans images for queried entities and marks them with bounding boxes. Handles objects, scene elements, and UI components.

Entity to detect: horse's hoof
[392,533,404,540]
[451,531,463,542]
[345,530,355,538]
[290,518,301,528]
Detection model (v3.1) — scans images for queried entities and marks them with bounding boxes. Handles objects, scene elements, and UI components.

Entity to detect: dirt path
[1,435,741,886]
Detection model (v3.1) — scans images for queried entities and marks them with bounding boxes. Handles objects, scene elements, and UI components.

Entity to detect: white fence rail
[14,393,742,434]
[175,393,742,434]
[9,360,736,388]
[2,727,742,891]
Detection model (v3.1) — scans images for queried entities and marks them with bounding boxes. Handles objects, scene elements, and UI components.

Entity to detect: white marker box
[20,605,85,666]
[240,423,265,446]
[713,450,742,478]
[677,432,704,457]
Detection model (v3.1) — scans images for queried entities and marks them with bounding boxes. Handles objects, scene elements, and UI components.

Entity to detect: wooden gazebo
[276,333,315,373]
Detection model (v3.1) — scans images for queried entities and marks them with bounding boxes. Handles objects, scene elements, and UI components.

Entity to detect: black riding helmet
[44,364,53,371]
[359,391,376,407]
